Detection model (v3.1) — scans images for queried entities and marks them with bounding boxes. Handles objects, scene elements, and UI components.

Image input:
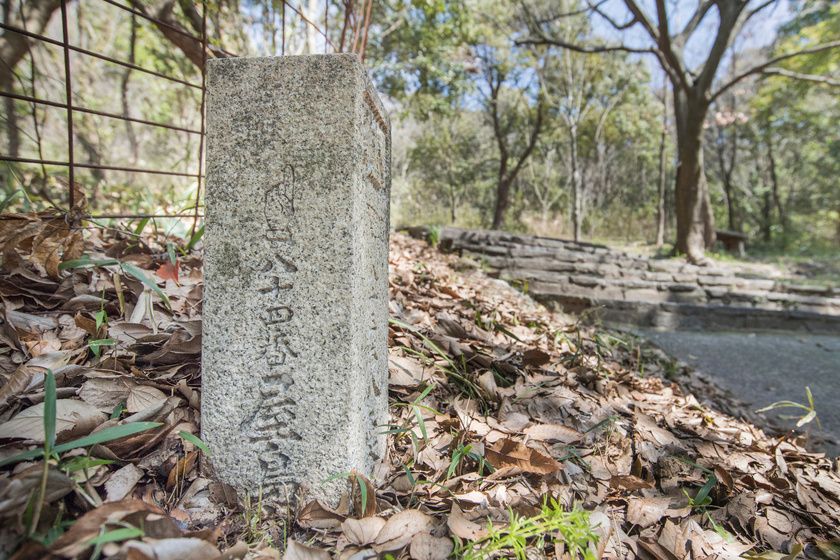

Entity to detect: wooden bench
[716,229,748,257]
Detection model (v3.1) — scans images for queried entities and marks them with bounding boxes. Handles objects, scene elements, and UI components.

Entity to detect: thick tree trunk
[656,102,667,247]
[0,0,62,86]
[766,135,786,234]
[570,126,582,242]
[672,88,715,264]
[492,172,511,230]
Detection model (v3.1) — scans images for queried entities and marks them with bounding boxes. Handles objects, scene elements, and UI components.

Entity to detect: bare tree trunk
[121,13,139,172]
[766,134,786,234]
[756,152,772,243]
[655,85,667,247]
[1,0,19,159]
[570,125,581,242]
[0,0,61,86]
[672,87,716,264]
[714,122,739,231]
[304,0,319,53]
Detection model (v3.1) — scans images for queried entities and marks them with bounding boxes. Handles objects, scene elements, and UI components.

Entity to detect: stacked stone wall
[431,227,840,333]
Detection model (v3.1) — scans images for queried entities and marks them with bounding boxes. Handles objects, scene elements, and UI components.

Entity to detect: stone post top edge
[206,54,390,129]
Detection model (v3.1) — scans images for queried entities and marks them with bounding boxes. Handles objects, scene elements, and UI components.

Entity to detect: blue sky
[589,0,793,89]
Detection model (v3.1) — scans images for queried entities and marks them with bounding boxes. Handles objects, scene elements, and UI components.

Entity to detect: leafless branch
[762,67,840,87]
[746,0,777,22]
[587,0,637,30]
[711,40,840,101]
[515,37,653,54]
[673,1,713,47]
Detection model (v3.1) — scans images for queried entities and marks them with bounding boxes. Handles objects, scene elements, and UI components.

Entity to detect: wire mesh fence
[0,0,372,228]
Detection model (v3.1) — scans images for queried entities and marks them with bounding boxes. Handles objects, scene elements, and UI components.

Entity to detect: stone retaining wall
[431,227,840,334]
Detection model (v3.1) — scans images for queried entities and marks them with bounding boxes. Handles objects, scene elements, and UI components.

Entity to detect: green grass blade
[120,262,172,310]
[167,243,177,266]
[44,371,56,454]
[324,472,353,483]
[52,422,163,454]
[186,224,204,251]
[412,405,428,444]
[0,447,45,468]
[356,473,368,515]
[86,527,144,546]
[58,258,120,271]
[179,431,211,455]
[133,217,150,235]
[694,474,717,505]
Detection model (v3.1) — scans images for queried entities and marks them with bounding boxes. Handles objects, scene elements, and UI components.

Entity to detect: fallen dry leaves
[0,214,839,560]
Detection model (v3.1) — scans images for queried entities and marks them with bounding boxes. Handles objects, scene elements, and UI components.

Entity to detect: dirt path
[640,330,840,457]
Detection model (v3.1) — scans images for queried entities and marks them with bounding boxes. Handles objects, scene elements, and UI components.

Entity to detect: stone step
[537,295,840,335]
[431,227,840,332]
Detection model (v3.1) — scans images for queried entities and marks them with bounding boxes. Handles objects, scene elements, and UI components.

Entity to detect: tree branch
[711,40,840,101]
[761,67,840,87]
[673,0,714,48]
[515,37,653,54]
[587,0,637,30]
[695,2,749,96]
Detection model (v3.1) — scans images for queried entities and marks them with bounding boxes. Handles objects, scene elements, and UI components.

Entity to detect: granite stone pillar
[202,54,390,505]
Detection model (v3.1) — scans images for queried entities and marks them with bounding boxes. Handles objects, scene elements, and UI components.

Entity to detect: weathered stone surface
[202,54,390,506]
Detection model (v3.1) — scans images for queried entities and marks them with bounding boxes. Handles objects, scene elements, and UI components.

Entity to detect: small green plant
[671,456,717,512]
[323,472,372,515]
[383,382,439,449]
[0,371,163,536]
[453,498,599,560]
[428,225,442,246]
[240,487,287,547]
[389,318,486,408]
[59,258,173,310]
[447,441,493,480]
[756,386,821,437]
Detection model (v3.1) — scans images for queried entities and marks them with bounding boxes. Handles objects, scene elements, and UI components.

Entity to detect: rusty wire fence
[0,0,373,229]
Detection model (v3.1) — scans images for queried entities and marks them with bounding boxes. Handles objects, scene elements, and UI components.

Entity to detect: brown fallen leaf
[626,496,671,529]
[283,539,331,560]
[522,349,551,366]
[0,399,107,443]
[350,470,377,518]
[126,384,169,413]
[166,451,198,491]
[410,532,454,560]
[105,464,145,502]
[298,499,346,530]
[609,475,653,490]
[388,355,427,386]
[484,438,561,474]
[446,502,490,540]
[342,517,386,546]
[373,509,435,552]
[523,423,583,444]
[121,537,220,560]
[0,364,49,413]
[50,499,166,557]
[0,465,75,518]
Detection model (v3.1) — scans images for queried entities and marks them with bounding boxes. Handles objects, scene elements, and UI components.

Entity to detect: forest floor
[1,212,839,560]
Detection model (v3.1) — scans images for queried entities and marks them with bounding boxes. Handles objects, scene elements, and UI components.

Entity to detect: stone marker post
[202,54,390,506]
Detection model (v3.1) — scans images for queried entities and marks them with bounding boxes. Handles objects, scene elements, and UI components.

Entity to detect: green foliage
[453,498,599,560]
[0,371,161,538]
[369,0,475,117]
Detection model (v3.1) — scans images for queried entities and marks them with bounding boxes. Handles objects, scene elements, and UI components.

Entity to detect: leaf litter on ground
[0,208,838,560]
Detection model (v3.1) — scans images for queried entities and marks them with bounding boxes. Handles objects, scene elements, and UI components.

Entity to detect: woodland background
[1,0,839,263]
